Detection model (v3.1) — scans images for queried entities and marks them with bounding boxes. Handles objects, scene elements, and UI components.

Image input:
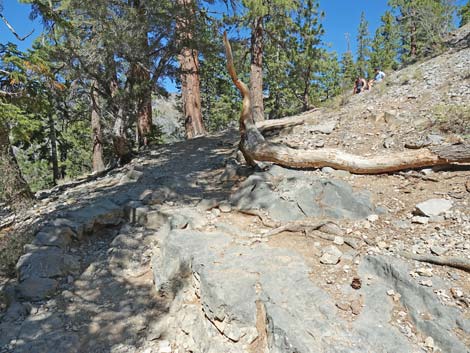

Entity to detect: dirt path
[0,132,240,353]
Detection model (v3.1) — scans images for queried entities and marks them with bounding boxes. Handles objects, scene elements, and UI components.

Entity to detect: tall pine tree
[389,0,455,61]
[458,0,470,27]
[370,10,399,72]
[356,11,371,78]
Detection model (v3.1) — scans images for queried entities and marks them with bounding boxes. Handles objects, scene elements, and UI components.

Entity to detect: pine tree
[240,0,299,121]
[356,11,371,78]
[177,0,206,139]
[317,52,342,101]
[340,32,356,88]
[370,11,399,72]
[458,0,470,27]
[288,0,324,112]
[389,0,455,61]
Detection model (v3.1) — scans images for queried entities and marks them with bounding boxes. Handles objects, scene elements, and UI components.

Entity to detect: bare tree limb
[0,13,34,41]
[400,252,470,273]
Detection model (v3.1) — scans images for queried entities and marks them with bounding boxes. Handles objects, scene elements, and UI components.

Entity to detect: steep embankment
[1,26,469,353]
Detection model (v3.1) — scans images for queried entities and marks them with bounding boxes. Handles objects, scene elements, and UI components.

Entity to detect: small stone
[212,208,221,217]
[421,168,433,175]
[387,289,396,296]
[411,216,429,225]
[319,245,342,265]
[333,236,344,245]
[383,137,394,149]
[377,241,388,249]
[367,214,379,222]
[416,267,433,277]
[424,336,434,349]
[430,245,447,256]
[415,199,453,217]
[218,202,232,213]
[420,279,433,287]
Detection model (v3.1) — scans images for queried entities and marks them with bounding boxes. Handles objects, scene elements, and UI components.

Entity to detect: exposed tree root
[307,230,359,249]
[400,252,470,273]
[236,209,280,228]
[262,219,332,237]
[236,208,360,249]
[223,32,470,174]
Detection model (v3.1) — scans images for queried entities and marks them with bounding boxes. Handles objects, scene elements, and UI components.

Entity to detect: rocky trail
[1,27,470,353]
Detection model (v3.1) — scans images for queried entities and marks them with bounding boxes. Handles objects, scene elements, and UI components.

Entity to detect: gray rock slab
[360,255,469,353]
[16,277,59,301]
[32,228,73,249]
[230,171,375,222]
[67,199,124,234]
[12,313,79,353]
[415,198,453,217]
[153,230,422,353]
[16,248,80,281]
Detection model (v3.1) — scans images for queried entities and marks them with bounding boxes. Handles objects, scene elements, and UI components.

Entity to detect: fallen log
[400,252,470,273]
[223,32,470,174]
[255,115,309,133]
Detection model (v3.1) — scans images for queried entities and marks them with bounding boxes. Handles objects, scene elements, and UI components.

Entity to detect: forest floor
[1,25,470,353]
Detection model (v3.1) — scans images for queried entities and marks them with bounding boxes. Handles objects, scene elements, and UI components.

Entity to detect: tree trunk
[409,9,418,58]
[109,63,132,165]
[0,123,33,209]
[223,33,470,174]
[179,47,205,138]
[177,0,206,139]
[250,16,265,122]
[302,65,312,111]
[91,81,105,172]
[48,115,60,184]
[130,62,153,147]
[132,0,154,147]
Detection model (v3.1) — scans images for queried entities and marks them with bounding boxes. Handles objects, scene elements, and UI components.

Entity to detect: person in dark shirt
[353,77,368,94]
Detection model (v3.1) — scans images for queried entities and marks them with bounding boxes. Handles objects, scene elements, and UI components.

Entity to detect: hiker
[353,77,368,94]
[369,68,386,89]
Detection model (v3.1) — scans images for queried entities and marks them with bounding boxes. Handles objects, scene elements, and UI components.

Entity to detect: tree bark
[177,0,206,139]
[109,63,132,165]
[132,0,154,147]
[91,81,105,172]
[223,33,470,174]
[48,115,60,184]
[130,62,153,147]
[0,123,33,209]
[250,16,265,122]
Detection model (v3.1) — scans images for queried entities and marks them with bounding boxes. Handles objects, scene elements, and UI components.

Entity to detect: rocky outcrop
[151,215,470,352]
[231,165,376,222]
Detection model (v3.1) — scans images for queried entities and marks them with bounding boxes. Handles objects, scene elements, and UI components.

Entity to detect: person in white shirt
[369,67,386,89]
